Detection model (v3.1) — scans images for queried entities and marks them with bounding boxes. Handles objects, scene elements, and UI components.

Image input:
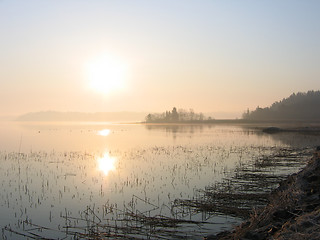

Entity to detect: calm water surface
[0,122,319,239]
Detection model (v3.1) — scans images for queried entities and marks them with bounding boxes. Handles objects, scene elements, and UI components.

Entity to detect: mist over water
[1,122,320,239]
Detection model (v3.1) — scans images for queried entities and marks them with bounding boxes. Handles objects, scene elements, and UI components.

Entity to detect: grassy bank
[208,147,320,240]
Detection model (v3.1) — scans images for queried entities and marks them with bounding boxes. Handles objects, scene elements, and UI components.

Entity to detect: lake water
[0,122,319,239]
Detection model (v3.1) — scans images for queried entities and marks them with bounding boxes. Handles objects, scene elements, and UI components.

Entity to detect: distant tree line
[145,107,212,123]
[242,90,320,121]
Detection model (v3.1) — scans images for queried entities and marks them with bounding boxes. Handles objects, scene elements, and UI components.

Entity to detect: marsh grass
[172,147,312,220]
[2,146,312,239]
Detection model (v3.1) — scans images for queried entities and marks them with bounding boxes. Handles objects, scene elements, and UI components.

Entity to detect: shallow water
[0,122,319,239]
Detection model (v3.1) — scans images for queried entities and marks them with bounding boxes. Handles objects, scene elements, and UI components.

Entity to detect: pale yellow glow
[98,129,111,136]
[97,152,116,176]
[86,54,128,95]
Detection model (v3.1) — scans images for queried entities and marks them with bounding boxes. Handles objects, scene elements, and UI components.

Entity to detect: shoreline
[207,147,320,240]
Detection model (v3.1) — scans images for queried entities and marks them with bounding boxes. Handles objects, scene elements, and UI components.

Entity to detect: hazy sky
[1,0,319,117]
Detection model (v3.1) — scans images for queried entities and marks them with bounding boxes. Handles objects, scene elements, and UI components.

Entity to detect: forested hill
[243,91,320,121]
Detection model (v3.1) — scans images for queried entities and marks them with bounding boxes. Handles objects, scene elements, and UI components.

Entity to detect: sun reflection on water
[97,152,116,176]
[98,129,111,136]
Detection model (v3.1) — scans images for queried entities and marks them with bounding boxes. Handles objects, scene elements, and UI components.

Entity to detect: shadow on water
[265,131,320,148]
[145,123,320,148]
[145,124,211,139]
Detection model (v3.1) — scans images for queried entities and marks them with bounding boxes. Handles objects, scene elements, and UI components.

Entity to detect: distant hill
[16,111,148,122]
[0,115,16,121]
[243,90,320,121]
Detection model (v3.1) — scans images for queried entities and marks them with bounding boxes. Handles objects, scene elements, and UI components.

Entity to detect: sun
[85,54,128,95]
